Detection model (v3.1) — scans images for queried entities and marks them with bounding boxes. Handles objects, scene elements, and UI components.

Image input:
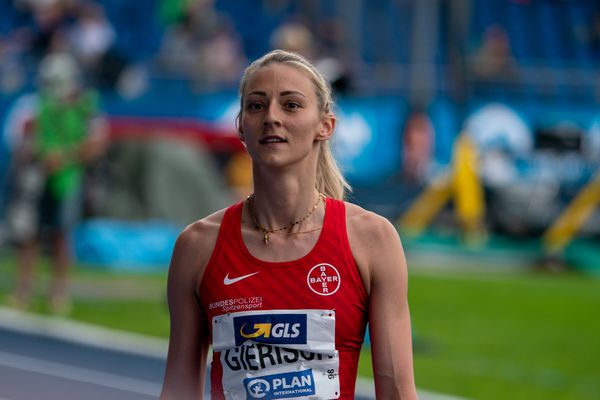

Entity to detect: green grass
[403,271,600,400]
[2,254,599,399]
[70,299,170,337]
[0,254,170,336]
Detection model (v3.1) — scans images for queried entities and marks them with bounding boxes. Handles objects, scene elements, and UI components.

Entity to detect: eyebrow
[247,90,306,98]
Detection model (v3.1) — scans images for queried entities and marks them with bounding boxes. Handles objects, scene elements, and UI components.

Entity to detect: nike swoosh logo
[224,272,260,285]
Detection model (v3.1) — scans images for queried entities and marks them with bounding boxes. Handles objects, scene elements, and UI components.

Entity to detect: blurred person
[7,52,106,314]
[157,0,232,84]
[16,0,75,61]
[68,1,115,72]
[157,14,200,78]
[195,21,246,89]
[470,24,517,82]
[402,111,434,184]
[67,1,128,90]
[314,17,355,94]
[161,50,417,399]
[271,19,353,94]
[270,20,316,60]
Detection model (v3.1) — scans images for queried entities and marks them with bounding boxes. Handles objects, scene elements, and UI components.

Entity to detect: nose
[263,103,282,127]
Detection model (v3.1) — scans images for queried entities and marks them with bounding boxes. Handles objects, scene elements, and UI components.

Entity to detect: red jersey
[199,197,368,399]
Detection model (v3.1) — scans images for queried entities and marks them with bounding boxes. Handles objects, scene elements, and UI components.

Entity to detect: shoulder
[180,207,227,242]
[344,201,399,244]
[343,201,405,294]
[168,207,229,283]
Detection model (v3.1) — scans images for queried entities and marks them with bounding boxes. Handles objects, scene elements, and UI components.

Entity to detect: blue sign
[334,96,407,185]
[233,314,307,346]
[243,369,315,399]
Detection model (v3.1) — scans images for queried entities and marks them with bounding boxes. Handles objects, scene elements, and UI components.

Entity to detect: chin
[254,153,309,171]
[256,156,290,169]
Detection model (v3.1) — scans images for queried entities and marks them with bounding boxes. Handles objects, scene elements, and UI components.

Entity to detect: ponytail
[317,141,351,200]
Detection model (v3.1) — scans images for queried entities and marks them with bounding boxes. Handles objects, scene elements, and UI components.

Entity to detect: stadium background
[0,0,599,399]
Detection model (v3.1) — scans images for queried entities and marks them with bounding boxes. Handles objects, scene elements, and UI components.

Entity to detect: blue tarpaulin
[73,219,180,271]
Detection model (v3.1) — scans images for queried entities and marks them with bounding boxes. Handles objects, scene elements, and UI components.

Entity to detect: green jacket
[35,90,99,200]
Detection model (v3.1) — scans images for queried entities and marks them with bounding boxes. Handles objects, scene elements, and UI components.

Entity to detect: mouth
[259,135,288,144]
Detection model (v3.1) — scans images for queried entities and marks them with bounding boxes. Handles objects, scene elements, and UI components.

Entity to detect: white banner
[212,309,340,399]
[212,309,336,353]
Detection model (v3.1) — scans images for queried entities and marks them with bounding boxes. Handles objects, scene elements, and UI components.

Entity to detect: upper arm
[160,218,218,399]
[347,209,417,399]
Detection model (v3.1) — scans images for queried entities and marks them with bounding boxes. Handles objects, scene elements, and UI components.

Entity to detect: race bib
[213,309,340,399]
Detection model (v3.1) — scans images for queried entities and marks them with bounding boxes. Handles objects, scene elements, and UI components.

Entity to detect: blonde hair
[236,49,351,200]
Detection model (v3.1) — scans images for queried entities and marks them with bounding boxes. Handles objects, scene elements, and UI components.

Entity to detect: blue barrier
[73,219,180,271]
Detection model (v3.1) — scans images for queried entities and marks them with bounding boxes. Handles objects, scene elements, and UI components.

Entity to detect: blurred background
[0,0,599,399]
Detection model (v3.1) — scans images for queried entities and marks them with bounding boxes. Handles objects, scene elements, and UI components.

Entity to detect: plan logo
[244,369,316,399]
[233,314,307,346]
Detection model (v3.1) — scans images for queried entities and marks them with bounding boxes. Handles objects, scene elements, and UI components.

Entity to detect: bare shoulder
[178,208,227,251]
[168,207,228,283]
[344,202,404,295]
[344,201,400,244]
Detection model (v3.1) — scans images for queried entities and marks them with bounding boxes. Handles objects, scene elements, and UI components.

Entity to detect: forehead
[244,63,316,97]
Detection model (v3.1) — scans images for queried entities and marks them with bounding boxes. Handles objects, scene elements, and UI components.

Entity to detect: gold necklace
[246,193,324,245]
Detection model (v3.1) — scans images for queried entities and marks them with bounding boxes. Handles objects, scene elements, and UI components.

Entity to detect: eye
[246,101,263,111]
[286,101,302,110]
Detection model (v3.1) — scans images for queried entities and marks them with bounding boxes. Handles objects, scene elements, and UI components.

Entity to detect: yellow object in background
[398,173,453,237]
[453,134,487,245]
[398,133,487,245]
[225,151,253,200]
[543,172,600,254]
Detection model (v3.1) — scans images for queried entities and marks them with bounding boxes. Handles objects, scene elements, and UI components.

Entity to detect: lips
[259,135,287,144]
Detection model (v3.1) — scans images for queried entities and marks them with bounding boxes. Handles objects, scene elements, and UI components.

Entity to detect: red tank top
[199,197,368,399]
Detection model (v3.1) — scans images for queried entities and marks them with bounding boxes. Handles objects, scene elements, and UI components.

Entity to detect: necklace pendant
[263,232,269,245]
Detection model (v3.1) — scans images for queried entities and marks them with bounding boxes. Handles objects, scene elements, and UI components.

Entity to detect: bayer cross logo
[246,378,270,398]
[307,263,341,296]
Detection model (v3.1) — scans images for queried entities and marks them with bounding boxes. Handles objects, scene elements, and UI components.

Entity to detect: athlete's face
[239,63,334,168]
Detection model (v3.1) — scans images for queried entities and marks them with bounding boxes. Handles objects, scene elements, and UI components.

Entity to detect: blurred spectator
[156,0,243,88]
[315,17,354,94]
[16,0,75,61]
[195,22,245,89]
[402,111,434,184]
[68,2,115,73]
[470,24,517,82]
[69,1,128,90]
[6,52,107,314]
[270,20,315,60]
[270,19,353,94]
[157,13,199,77]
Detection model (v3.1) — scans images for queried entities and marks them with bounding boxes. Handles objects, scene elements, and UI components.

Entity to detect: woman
[161,50,417,399]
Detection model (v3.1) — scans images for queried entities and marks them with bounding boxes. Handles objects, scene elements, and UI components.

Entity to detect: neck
[250,163,321,230]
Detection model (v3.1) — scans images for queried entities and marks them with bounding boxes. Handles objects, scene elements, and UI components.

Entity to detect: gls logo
[233,314,307,346]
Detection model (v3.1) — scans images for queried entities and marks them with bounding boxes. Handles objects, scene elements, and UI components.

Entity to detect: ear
[315,113,335,142]
[236,112,245,142]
